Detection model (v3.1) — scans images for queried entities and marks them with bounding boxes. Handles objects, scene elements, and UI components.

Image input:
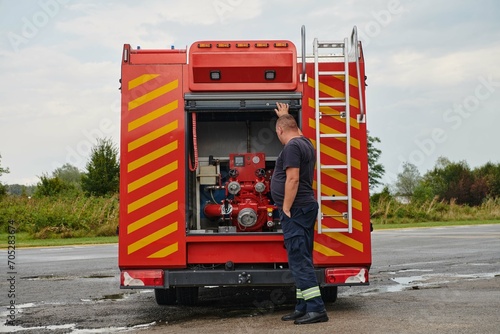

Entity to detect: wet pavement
[1,224,499,333]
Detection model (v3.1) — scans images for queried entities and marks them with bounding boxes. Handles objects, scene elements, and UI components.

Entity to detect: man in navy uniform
[271,102,328,325]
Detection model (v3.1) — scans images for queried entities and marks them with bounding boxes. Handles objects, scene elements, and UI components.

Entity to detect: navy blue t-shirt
[271,136,316,208]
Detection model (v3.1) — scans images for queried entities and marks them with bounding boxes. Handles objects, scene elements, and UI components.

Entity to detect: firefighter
[271,103,329,325]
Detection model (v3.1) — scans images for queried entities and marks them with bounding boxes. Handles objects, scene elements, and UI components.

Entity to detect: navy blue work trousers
[280,202,325,313]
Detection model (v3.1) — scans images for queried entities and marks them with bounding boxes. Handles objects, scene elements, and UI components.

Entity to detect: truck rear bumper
[120,266,369,289]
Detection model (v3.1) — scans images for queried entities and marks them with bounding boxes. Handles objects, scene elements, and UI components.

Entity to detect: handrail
[300,25,307,82]
[351,26,365,122]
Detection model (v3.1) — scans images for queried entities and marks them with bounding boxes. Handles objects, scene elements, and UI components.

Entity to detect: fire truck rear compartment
[185,93,301,234]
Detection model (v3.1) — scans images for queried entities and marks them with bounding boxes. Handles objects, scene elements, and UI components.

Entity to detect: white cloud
[55,0,263,50]
[377,45,500,89]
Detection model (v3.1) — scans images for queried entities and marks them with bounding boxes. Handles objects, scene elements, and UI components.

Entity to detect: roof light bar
[236,43,250,48]
[255,43,269,48]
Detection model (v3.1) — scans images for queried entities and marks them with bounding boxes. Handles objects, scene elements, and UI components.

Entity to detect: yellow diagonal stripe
[308,77,359,109]
[128,161,178,193]
[349,75,359,88]
[308,117,360,148]
[128,120,178,152]
[308,98,360,130]
[324,232,364,252]
[316,171,347,184]
[128,222,179,255]
[128,74,160,90]
[320,166,362,190]
[319,75,359,88]
[128,100,179,132]
[313,241,343,257]
[313,74,358,88]
[128,141,178,172]
[128,201,178,233]
[319,200,363,232]
[315,168,362,194]
[127,181,178,213]
[310,139,361,170]
[317,182,363,209]
[128,80,179,111]
[148,242,179,258]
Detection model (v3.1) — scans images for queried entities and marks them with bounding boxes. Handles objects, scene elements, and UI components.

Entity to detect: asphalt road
[1,224,499,333]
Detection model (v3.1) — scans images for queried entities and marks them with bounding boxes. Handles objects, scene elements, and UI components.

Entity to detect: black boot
[281,310,306,321]
[294,311,329,325]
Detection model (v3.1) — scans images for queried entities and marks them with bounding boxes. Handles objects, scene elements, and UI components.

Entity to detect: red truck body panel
[119,31,371,293]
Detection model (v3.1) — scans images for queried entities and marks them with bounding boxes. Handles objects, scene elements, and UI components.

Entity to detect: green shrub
[0,195,118,238]
[370,194,500,225]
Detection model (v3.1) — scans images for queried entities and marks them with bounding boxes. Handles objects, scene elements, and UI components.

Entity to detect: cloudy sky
[1,0,499,189]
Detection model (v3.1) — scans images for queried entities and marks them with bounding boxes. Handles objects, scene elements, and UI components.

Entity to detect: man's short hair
[276,114,298,131]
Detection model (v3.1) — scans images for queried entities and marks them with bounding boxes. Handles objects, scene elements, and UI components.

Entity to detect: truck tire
[155,288,176,305]
[320,286,338,303]
[176,287,199,306]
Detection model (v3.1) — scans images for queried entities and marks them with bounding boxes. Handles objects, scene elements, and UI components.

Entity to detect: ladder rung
[305,54,345,59]
[319,112,346,118]
[318,227,350,233]
[320,165,348,169]
[321,196,348,201]
[319,102,346,107]
[318,71,345,76]
[318,97,345,101]
[319,133,347,138]
[317,41,345,48]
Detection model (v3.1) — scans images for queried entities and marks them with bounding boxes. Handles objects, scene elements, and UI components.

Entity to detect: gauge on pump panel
[234,155,245,167]
[255,168,266,178]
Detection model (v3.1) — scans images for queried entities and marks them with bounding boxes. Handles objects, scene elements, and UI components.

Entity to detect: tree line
[1,138,119,199]
[378,157,500,207]
[0,138,120,238]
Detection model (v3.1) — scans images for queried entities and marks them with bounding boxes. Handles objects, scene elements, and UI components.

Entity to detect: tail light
[121,270,164,287]
[324,267,369,284]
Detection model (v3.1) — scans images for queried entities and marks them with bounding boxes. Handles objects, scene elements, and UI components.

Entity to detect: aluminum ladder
[314,27,363,234]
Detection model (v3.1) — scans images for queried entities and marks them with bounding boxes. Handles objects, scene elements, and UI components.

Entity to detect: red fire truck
[118,26,371,305]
